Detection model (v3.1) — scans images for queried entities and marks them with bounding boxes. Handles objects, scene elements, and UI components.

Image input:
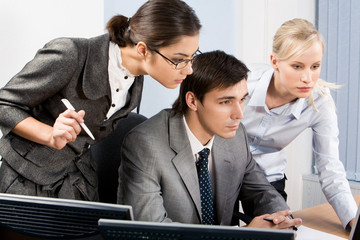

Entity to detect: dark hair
[106,0,201,48]
[172,50,249,115]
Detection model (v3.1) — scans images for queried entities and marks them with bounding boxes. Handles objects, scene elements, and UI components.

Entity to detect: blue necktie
[197,148,214,225]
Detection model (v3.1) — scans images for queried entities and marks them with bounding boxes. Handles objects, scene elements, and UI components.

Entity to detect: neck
[184,112,212,146]
[266,73,297,109]
[119,45,147,76]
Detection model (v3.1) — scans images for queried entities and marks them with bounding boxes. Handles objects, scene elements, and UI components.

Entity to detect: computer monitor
[98,219,295,240]
[0,193,133,239]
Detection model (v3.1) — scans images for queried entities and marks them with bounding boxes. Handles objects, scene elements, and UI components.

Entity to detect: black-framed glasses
[153,49,202,70]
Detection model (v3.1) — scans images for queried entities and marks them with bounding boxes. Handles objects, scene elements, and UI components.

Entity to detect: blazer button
[74,156,81,163]
[84,142,90,149]
[100,126,106,131]
[18,176,25,183]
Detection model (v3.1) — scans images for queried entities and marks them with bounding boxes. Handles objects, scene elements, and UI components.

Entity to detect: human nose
[232,103,244,120]
[180,62,193,75]
[300,70,312,83]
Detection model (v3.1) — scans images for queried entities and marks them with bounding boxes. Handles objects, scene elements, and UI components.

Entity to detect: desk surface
[293,194,360,239]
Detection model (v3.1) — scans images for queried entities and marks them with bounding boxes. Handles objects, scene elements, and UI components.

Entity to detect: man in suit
[118,50,302,229]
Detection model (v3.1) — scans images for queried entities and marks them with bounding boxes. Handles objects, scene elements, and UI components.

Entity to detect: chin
[218,131,237,139]
[166,83,180,89]
[296,93,312,99]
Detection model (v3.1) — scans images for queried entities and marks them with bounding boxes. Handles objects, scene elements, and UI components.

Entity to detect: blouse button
[116,88,119,92]
[112,104,115,107]
[124,76,128,79]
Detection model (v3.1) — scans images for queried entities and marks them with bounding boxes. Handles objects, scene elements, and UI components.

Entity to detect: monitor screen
[0,193,133,239]
[98,219,295,240]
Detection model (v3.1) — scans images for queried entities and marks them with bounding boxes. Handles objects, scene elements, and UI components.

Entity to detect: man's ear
[185,91,198,111]
[136,41,149,57]
[270,54,279,71]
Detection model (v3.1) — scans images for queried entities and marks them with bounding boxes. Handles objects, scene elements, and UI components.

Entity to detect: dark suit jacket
[0,34,144,200]
[118,109,288,225]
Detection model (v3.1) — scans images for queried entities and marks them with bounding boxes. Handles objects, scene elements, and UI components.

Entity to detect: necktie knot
[198,148,210,164]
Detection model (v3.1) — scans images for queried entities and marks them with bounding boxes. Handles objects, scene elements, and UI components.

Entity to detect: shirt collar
[287,98,306,119]
[247,67,274,107]
[247,66,306,119]
[109,42,135,78]
[183,116,214,159]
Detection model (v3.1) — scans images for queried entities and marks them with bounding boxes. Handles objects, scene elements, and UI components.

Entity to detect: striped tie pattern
[197,148,214,225]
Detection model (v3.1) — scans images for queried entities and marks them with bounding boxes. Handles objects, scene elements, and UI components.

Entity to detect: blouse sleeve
[311,93,357,228]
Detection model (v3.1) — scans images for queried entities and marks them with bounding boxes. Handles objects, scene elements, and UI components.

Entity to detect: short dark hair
[172,50,249,115]
[106,0,201,48]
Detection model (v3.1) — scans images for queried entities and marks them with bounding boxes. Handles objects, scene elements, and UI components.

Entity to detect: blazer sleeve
[0,38,80,136]
[118,128,173,223]
[237,124,290,217]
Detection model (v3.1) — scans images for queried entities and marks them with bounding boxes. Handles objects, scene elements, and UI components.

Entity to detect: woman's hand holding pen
[11,109,86,150]
[246,210,302,230]
[51,109,85,149]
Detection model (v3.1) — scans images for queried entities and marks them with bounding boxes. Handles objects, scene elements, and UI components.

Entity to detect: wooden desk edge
[293,194,360,239]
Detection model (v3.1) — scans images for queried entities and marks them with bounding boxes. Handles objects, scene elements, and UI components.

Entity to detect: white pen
[61,99,95,140]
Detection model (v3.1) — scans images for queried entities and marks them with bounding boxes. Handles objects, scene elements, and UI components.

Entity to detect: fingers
[52,109,85,144]
[261,211,302,230]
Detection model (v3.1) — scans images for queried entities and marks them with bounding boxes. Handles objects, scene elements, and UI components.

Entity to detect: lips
[227,124,239,130]
[298,87,312,92]
[175,79,184,84]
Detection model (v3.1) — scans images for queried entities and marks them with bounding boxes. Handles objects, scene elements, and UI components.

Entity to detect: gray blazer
[118,109,288,225]
[0,34,144,200]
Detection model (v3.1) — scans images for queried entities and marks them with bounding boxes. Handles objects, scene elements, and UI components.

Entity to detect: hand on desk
[247,210,302,230]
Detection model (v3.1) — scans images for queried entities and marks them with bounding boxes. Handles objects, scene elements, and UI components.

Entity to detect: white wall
[0,0,104,85]
[0,0,104,140]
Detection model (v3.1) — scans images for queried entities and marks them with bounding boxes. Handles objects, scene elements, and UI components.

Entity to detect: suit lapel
[82,34,111,100]
[169,114,202,219]
[212,137,234,224]
[80,34,144,119]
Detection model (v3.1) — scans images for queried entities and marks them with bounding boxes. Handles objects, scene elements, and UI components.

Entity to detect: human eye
[171,58,186,64]
[292,64,302,70]
[220,100,231,105]
[312,64,320,70]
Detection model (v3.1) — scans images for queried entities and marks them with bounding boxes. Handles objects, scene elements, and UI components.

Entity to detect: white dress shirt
[183,116,214,176]
[106,42,135,119]
[242,63,357,228]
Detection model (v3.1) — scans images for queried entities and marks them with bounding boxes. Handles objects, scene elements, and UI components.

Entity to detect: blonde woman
[241,18,357,229]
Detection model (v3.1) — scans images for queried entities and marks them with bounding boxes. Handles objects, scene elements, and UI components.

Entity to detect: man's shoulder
[129,109,173,134]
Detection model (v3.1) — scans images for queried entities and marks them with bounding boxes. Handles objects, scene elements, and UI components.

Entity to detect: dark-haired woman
[0,0,201,201]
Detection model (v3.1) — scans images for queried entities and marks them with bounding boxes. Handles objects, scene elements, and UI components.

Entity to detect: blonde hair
[272,18,341,109]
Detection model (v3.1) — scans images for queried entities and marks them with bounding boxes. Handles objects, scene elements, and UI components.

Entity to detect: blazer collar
[82,34,111,100]
[169,113,202,219]
[81,34,144,116]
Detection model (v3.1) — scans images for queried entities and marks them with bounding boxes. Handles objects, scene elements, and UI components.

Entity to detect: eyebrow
[172,48,200,58]
[217,92,249,101]
[291,61,321,65]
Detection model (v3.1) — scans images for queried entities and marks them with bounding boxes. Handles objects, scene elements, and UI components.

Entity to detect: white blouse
[242,63,357,228]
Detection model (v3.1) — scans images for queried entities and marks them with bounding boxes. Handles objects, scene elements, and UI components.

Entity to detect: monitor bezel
[98,218,295,240]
